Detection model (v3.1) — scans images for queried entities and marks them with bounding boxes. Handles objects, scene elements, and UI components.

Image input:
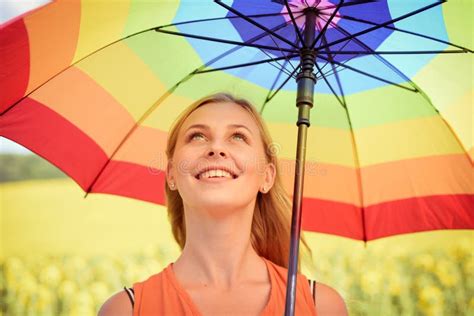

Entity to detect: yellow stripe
[73,0,131,62]
[260,116,465,167]
[413,52,473,152]
[76,41,187,122]
[437,90,473,154]
[356,115,465,166]
[268,123,356,167]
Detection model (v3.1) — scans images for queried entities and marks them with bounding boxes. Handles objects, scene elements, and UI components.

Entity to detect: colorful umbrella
[1,0,473,314]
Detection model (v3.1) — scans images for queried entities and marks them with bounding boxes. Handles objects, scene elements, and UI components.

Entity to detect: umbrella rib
[318,29,368,244]
[194,54,298,75]
[0,25,159,116]
[316,55,416,92]
[196,12,305,72]
[265,31,298,72]
[320,16,430,93]
[215,0,300,49]
[250,15,300,76]
[260,63,300,114]
[317,65,346,80]
[314,62,345,108]
[319,14,438,94]
[268,65,300,101]
[319,12,474,53]
[258,49,297,78]
[314,0,446,51]
[155,28,298,53]
[284,0,305,45]
[268,59,292,93]
[260,22,306,114]
[314,23,347,109]
[318,32,355,74]
[84,75,195,197]
[311,0,345,48]
[316,50,470,55]
[155,11,303,30]
[318,0,377,11]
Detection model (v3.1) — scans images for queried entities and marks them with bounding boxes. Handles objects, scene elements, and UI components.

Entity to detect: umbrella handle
[284,8,317,316]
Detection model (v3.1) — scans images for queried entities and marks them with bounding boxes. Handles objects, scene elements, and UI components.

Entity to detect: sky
[1,0,51,154]
[0,0,50,24]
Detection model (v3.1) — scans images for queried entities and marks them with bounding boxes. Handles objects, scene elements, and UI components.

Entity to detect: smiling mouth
[194,169,238,181]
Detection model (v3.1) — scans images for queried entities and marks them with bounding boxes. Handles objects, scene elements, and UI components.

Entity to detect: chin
[192,196,252,215]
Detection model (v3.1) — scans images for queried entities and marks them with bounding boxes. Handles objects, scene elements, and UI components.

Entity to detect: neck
[172,201,267,290]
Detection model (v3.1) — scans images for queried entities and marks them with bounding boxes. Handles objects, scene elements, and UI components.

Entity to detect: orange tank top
[131,256,317,315]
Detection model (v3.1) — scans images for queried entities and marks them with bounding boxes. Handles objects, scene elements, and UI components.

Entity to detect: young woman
[99,93,348,316]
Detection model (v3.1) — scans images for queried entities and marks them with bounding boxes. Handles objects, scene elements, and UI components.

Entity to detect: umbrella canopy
[1,0,473,242]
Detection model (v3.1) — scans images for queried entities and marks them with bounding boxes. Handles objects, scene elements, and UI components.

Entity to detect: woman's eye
[232,133,247,141]
[189,132,205,141]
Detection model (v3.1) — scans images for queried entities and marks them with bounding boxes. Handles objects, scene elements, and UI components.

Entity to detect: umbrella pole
[284,8,317,316]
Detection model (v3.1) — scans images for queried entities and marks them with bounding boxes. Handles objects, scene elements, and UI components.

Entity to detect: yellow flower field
[1,178,473,316]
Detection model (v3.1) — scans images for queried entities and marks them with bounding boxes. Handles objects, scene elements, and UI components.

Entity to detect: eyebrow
[184,124,253,135]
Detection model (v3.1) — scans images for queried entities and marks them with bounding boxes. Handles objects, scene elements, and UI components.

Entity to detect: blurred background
[1,135,473,316]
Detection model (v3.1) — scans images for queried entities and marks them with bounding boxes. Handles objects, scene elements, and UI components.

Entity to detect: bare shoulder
[97,290,133,316]
[314,282,349,316]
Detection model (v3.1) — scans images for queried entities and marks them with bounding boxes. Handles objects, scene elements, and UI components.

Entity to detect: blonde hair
[165,92,313,272]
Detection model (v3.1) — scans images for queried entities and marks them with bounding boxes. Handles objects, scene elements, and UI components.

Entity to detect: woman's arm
[98,291,133,316]
[315,282,349,316]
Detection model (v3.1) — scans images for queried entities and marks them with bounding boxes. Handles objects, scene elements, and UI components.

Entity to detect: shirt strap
[123,286,135,308]
[307,279,317,305]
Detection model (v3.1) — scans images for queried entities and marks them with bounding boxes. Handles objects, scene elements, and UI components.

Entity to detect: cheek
[171,150,196,178]
[236,151,267,178]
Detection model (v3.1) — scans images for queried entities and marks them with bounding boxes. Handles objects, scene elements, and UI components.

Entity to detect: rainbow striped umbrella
[1,0,473,250]
[1,0,473,313]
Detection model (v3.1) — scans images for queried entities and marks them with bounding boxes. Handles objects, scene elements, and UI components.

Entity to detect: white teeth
[198,169,233,179]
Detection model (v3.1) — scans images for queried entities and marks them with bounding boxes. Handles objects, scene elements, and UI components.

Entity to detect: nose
[207,141,228,158]
[207,149,227,158]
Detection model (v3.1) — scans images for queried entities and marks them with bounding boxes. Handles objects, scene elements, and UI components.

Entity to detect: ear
[166,159,175,189]
[262,162,276,193]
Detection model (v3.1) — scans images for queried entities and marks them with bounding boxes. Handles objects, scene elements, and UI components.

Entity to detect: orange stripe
[361,154,473,206]
[281,153,473,206]
[31,66,136,156]
[277,160,361,206]
[114,125,168,169]
[248,153,470,206]
[25,0,81,94]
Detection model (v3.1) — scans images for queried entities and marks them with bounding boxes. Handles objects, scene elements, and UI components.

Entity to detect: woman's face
[167,101,275,215]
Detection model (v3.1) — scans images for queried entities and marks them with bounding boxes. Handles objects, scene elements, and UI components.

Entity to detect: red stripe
[301,198,363,239]
[91,159,167,205]
[364,194,474,240]
[0,97,107,190]
[301,195,474,241]
[0,19,30,113]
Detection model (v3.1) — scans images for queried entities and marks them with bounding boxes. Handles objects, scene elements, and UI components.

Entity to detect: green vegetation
[0,154,66,183]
